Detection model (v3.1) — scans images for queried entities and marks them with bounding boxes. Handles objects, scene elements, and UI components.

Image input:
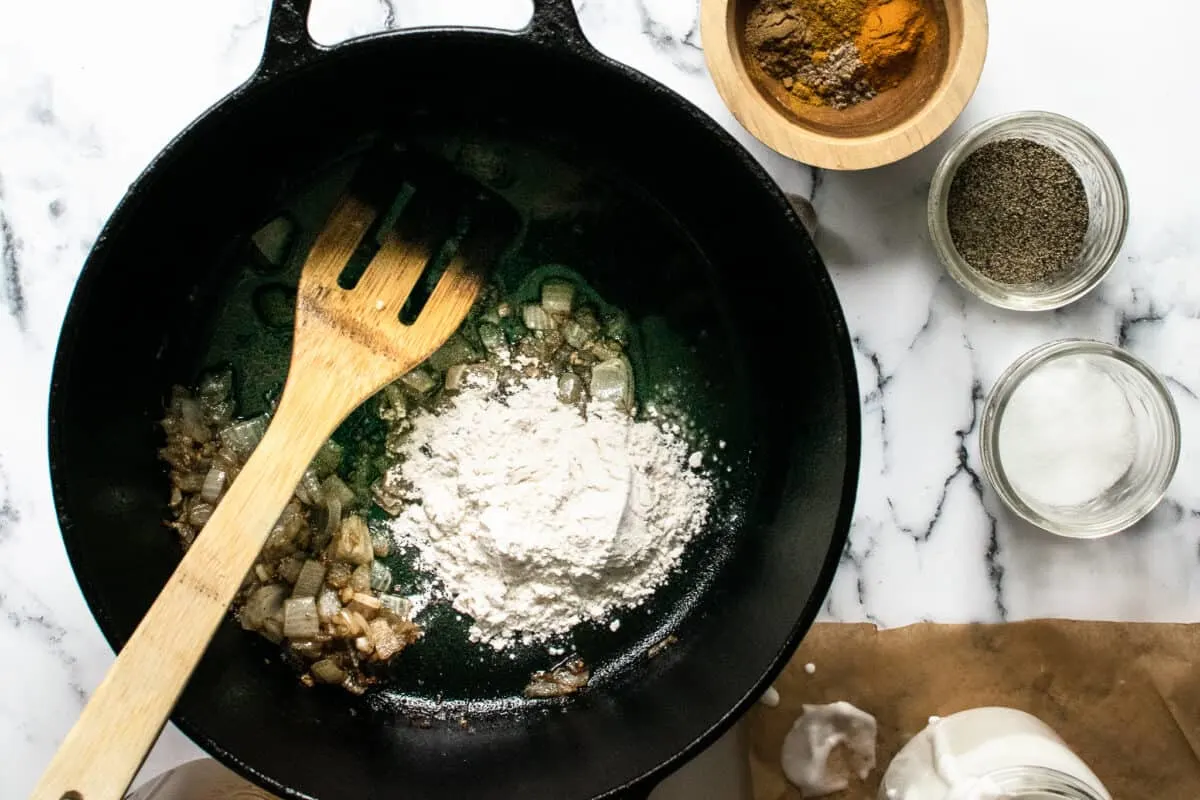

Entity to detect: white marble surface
[2,0,1198,796]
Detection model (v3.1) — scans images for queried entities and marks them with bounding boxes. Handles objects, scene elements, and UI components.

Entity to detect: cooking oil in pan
[193,132,754,711]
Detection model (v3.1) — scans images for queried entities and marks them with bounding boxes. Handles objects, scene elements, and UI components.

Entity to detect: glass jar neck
[978,766,1107,799]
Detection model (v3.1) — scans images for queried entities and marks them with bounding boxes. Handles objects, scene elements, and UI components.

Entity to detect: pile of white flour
[386,376,713,649]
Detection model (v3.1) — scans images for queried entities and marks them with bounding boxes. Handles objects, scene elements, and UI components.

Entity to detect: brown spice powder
[744,0,931,109]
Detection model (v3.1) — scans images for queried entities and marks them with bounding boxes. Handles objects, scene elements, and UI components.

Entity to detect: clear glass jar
[981,339,1179,538]
[878,708,1111,800]
[928,111,1129,311]
[980,767,1111,799]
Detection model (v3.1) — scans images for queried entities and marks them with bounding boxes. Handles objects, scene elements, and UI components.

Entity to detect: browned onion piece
[311,659,346,684]
[523,658,590,698]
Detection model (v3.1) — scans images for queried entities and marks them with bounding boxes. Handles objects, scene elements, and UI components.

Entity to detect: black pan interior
[200,135,756,709]
[49,29,858,800]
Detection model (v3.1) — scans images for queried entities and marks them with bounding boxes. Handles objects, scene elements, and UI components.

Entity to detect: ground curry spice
[745,0,932,109]
[857,0,930,89]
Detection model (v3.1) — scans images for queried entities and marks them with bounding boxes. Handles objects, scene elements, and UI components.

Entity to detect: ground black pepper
[946,138,1089,284]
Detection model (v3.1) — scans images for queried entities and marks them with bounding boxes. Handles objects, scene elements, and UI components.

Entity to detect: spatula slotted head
[290,148,520,399]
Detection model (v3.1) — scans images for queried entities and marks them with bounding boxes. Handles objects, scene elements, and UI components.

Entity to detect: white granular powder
[386,376,713,649]
[998,358,1137,508]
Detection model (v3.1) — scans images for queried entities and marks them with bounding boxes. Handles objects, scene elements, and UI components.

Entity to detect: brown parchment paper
[749,621,1200,800]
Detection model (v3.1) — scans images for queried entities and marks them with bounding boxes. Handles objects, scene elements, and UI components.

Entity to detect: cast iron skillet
[48,1,860,797]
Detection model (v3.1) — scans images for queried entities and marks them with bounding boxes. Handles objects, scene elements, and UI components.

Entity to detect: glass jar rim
[981,765,1109,799]
[927,110,1130,312]
[980,339,1181,539]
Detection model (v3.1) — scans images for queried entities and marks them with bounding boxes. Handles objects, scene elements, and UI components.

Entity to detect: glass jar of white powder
[878,707,1111,800]
[981,339,1179,538]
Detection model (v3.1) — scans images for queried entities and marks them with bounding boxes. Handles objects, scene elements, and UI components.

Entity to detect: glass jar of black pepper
[927,111,1129,311]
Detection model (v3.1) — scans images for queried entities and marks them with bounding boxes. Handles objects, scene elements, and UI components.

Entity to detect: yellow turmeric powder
[855,0,931,90]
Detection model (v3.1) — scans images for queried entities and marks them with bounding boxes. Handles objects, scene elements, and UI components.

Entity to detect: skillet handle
[256,0,592,79]
[258,0,322,79]
[527,0,592,51]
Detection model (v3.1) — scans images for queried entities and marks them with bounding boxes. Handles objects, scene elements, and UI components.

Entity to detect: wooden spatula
[32,151,517,800]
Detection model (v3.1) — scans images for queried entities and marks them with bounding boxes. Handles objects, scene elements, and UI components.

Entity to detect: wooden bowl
[701,0,988,170]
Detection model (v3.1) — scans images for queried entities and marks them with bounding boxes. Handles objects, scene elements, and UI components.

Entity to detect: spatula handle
[29,393,333,800]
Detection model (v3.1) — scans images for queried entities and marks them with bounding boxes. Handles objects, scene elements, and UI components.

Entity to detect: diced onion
[187,501,214,527]
[325,563,352,589]
[197,369,234,426]
[197,369,233,402]
[176,397,211,443]
[264,502,305,558]
[350,564,372,593]
[322,496,343,549]
[336,609,358,636]
[524,676,566,698]
[199,466,227,504]
[297,468,323,506]
[369,561,393,592]
[331,516,374,566]
[311,659,346,684]
[261,618,284,643]
[562,319,595,349]
[445,363,498,392]
[556,662,590,689]
[174,472,204,494]
[310,439,343,478]
[379,593,412,619]
[289,639,325,660]
[478,322,507,355]
[427,333,481,372]
[588,339,624,361]
[376,384,408,423]
[522,303,555,331]
[604,312,632,345]
[291,560,326,598]
[541,280,575,315]
[241,584,288,631]
[399,368,437,395]
[321,475,355,507]
[349,592,382,619]
[557,373,582,404]
[370,529,391,558]
[316,588,342,622]
[590,357,634,411]
[276,556,304,585]
[220,416,268,458]
[444,364,466,391]
[524,658,590,698]
[283,597,320,639]
[369,618,404,661]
